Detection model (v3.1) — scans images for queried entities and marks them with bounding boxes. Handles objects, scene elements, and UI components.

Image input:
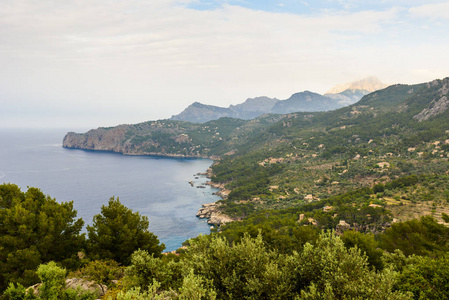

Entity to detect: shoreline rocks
[196,201,235,226]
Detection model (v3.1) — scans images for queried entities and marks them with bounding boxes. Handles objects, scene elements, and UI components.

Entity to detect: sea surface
[0,128,220,252]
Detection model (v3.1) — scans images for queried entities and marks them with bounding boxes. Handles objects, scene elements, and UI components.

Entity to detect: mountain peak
[326,76,388,94]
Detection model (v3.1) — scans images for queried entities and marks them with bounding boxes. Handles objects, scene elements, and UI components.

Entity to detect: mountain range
[170,76,387,123]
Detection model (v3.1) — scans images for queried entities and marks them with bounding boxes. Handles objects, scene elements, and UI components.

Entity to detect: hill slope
[64,77,449,221]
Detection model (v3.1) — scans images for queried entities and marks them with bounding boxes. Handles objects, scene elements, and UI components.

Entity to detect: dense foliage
[87,197,165,265]
[2,183,449,299]
[0,184,84,291]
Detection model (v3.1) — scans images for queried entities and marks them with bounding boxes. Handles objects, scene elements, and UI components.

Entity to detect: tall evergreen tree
[87,197,164,265]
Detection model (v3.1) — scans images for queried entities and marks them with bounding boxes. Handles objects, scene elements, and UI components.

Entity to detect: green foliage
[126,249,183,291]
[293,231,411,300]
[70,260,124,294]
[185,233,294,299]
[36,262,67,300]
[380,215,449,256]
[219,209,320,254]
[3,283,36,300]
[393,255,449,299]
[0,184,85,291]
[114,280,177,300]
[87,197,165,265]
[341,230,384,270]
[178,270,217,300]
[34,262,96,300]
[442,212,449,223]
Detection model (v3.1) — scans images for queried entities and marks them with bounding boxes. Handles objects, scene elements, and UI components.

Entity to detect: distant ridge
[171,77,388,123]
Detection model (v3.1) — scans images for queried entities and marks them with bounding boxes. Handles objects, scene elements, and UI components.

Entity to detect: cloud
[0,0,448,128]
[408,1,449,20]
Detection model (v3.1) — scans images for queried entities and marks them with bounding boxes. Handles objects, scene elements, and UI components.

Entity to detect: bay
[0,128,220,252]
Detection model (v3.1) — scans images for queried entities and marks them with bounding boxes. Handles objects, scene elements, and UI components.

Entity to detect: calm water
[0,128,220,252]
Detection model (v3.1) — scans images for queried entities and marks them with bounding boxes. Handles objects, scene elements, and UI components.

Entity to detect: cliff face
[62,116,282,158]
[62,122,206,157]
[63,126,129,153]
[412,77,449,122]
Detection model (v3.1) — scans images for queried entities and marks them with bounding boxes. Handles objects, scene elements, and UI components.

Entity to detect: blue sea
[0,128,220,252]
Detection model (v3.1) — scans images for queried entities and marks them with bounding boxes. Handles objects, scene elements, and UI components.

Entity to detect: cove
[0,128,220,252]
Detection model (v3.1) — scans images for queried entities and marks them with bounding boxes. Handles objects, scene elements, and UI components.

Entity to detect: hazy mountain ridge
[270,91,341,114]
[171,77,387,123]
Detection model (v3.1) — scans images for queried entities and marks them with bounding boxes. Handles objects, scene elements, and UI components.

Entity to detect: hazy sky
[1,0,449,130]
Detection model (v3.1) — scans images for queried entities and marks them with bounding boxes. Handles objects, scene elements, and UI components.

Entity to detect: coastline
[64,143,235,227]
[63,145,220,160]
[194,168,236,227]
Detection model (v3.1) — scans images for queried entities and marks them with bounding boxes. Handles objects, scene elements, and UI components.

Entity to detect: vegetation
[2,182,449,299]
[0,184,84,291]
[4,77,449,298]
[87,197,165,265]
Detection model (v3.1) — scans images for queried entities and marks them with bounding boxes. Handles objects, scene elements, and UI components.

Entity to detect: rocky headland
[62,121,222,159]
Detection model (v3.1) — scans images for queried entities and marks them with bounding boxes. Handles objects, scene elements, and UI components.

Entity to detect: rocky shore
[193,168,235,226]
[196,202,235,226]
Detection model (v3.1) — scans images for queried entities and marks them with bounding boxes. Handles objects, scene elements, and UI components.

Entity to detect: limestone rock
[196,202,235,226]
[27,278,107,298]
[65,278,107,297]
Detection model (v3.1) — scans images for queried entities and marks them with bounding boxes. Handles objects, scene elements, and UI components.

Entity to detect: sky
[1,0,449,130]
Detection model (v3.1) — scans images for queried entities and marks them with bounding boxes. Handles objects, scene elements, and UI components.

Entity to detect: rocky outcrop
[413,96,449,121]
[196,202,235,226]
[63,126,129,153]
[65,278,107,297]
[209,182,231,198]
[27,278,107,298]
[413,78,449,122]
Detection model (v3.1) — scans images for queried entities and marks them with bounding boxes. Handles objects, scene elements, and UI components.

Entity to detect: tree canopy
[0,184,85,291]
[87,197,165,265]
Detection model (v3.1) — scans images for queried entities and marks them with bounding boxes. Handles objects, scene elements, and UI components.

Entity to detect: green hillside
[63,77,449,225]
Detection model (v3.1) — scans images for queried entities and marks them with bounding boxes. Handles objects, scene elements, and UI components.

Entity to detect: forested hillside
[209,78,449,221]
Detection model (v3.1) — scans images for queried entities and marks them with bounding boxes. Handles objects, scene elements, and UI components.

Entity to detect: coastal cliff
[63,126,130,153]
[63,120,219,158]
[63,115,283,159]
